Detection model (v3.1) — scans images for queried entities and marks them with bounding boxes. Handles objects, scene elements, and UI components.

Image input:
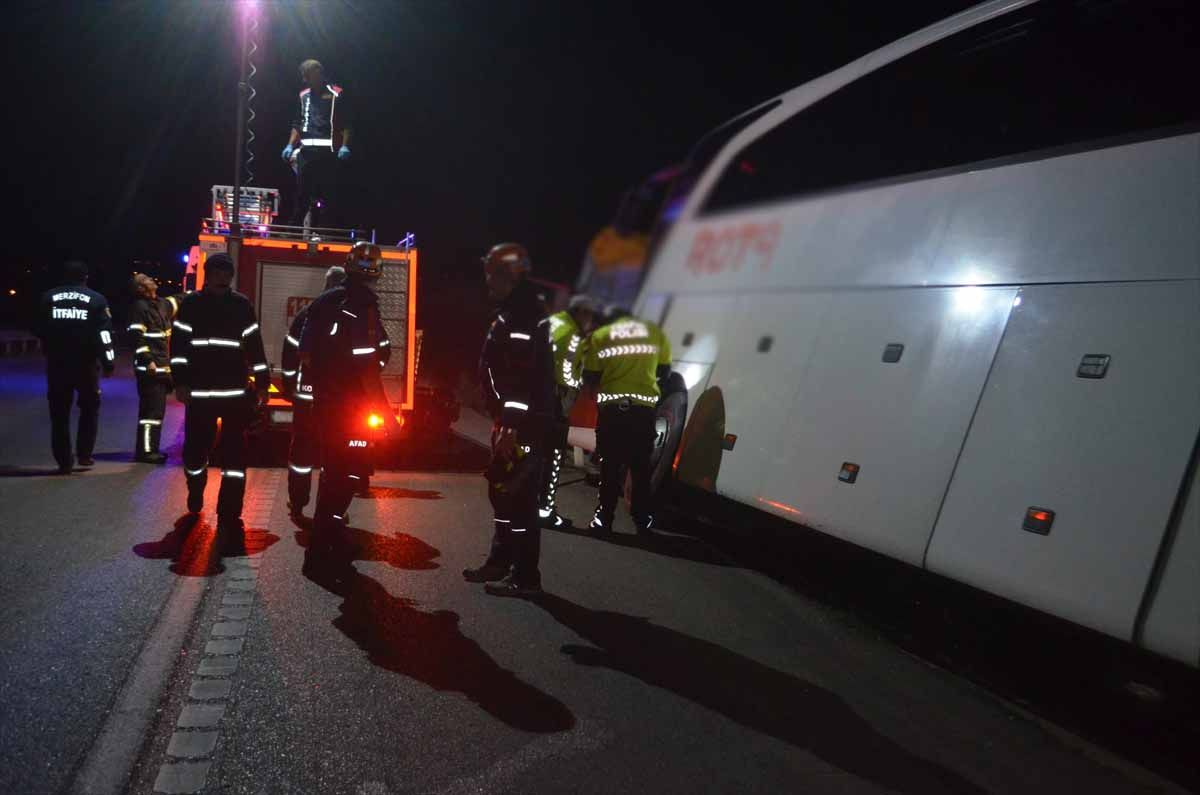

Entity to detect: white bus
[637,0,1200,667]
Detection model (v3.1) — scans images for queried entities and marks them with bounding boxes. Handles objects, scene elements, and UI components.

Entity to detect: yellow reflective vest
[580,317,672,407]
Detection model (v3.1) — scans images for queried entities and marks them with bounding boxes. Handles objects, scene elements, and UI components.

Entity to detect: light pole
[230,2,255,237]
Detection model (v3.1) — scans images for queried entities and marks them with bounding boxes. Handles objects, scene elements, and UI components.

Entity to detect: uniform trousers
[487,428,542,585]
[135,372,169,456]
[595,403,656,527]
[287,398,319,508]
[47,358,101,469]
[182,396,252,519]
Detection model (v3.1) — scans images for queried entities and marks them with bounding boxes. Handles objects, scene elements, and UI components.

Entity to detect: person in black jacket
[32,260,116,474]
[127,273,180,464]
[170,254,269,534]
[463,243,559,597]
[298,243,395,539]
[281,264,346,516]
[281,58,353,229]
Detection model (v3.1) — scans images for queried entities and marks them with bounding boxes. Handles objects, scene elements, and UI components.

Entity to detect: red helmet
[481,242,531,277]
[346,241,383,279]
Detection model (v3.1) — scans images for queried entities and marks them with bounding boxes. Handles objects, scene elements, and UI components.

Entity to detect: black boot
[463,560,510,583]
[185,468,207,513]
[485,570,542,597]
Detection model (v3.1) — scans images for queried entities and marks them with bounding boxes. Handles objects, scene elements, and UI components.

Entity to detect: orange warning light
[367,414,384,429]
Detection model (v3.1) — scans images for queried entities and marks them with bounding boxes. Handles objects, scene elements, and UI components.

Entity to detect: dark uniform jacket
[33,284,116,370]
[297,282,391,403]
[170,290,268,398]
[128,295,179,377]
[294,84,350,147]
[281,304,311,399]
[478,280,558,443]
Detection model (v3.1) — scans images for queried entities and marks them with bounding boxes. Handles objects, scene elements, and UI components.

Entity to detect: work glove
[281,144,294,162]
[337,145,351,161]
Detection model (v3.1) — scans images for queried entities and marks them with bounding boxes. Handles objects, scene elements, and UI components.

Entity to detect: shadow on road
[531,592,983,795]
[134,514,279,576]
[547,523,737,567]
[300,531,575,734]
[0,465,67,477]
[294,526,440,571]
[362,486,443,500]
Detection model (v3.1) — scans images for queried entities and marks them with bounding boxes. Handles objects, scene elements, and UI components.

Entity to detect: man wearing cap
[32,260,116,473]
[463,243,560,596]
[170,254,269,536]
[281,58,352,229]
[538,294,597,528]
[127,273,180,464]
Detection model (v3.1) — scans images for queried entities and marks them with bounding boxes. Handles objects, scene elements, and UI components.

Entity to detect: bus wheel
[650,372,688,497]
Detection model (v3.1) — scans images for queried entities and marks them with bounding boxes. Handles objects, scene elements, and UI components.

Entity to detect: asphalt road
[0,357,1192,794]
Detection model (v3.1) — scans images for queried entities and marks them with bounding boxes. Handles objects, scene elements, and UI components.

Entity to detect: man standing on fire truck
[170,253,269,536]
[32,260,116,474]
[298,242,394,541]
[281,59,352,229]
[281,265,346,517]
[538,294,596,528]
[463,243,560,597]
[128,273,179,464]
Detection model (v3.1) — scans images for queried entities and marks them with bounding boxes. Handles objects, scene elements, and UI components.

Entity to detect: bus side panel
[926,281,1200,641]
[1139,448,1200,666]
[660,294,738,413]
[700,291,832,503]
[762,286,1014,565]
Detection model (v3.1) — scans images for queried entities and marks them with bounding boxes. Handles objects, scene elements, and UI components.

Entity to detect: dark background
[0,0,973,379]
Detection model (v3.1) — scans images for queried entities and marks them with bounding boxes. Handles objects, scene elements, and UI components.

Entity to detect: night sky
[2,0,974,373]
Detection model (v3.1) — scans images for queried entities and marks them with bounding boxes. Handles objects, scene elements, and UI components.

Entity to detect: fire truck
[184,185,426,444]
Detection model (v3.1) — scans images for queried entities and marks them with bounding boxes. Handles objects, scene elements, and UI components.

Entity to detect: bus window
[702,0,1200,215]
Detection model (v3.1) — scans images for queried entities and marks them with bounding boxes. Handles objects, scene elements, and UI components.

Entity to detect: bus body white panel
[642,133,1200,297]
[695,291,832,502]
[926,281,1200,641]
[1139,459,1200,666]
[755,286,1014,565]
[936,135,1200,287]
[661,293,734,410]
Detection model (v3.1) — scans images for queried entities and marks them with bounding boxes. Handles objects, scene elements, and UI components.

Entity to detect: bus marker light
[1023,507,1055,535]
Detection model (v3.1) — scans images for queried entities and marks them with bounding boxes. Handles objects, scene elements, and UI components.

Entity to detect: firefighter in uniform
[281,58,352,229]
[128,273,180,463]
[463,243,560,597]
[579,308,672,535]
[281,265,347,516]
[170,254,269,533]
[538,294,597,528]
[298,242,394,539]
[32,260,116,474]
